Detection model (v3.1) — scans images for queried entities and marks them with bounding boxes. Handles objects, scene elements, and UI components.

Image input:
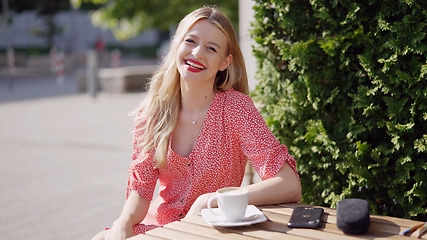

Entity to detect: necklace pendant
[192,121,196,125]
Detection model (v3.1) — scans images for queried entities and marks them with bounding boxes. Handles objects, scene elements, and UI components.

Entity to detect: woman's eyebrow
[209,42,222,50]
[187,34,222,50]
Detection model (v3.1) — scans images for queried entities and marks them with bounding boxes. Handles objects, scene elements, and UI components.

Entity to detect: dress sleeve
[126,122,159,201]
[228,92,299,181]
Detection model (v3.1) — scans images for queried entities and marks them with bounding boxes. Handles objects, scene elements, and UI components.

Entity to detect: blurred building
[0,10,159,54]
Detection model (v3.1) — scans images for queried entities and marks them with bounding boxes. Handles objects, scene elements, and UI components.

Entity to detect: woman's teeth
[186,61,204,70]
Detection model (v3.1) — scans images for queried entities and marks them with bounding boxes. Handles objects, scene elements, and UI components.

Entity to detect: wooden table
[129,203,426,240]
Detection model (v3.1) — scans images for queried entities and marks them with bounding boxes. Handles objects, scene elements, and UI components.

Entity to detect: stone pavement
[0,74,145,240]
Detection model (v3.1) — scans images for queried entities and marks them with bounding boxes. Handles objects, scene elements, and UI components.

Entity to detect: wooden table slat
[183,215,314,240]
[260,211,365,240]
[183,212,317,240]
[128,234,165,240]
[144,226,214,240]
[165,219,260,240]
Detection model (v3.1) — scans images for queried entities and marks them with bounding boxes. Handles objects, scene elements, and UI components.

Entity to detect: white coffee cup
[207,187,249,222]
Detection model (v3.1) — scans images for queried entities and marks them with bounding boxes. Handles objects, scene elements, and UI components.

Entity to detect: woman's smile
[185,59,206,73]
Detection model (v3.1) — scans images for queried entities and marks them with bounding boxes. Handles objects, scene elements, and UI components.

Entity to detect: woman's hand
[92,192,149,240]
[186,192,216,217]
[103,219,135,240]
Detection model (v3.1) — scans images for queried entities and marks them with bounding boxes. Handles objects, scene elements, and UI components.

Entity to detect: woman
[92,5,301,240]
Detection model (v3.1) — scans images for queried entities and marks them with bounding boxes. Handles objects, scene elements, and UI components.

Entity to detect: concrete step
[0,67,52,78]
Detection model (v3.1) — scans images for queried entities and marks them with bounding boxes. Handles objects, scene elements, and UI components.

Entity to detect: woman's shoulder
[213,89,258,121]
[217,88,253,107]
[219,88,247,97]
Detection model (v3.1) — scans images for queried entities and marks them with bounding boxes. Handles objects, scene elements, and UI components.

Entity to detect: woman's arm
[105,191,150,239]
[185,163,301,217]
[245,162,301,205]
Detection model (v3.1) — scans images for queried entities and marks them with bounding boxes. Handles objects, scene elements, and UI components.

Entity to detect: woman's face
[176,19,232,85]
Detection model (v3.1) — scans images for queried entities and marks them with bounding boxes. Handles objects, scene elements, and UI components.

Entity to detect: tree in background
[71,0,238,40]
[0,0,101,50]
[34,0,70,49]
[1,0,70,49]
[251,0,427,220]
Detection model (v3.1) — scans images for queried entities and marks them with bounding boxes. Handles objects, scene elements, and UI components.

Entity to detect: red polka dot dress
[127,88,298,235]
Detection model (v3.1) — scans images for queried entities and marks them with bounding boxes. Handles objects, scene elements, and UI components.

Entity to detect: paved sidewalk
[0,75,145,240]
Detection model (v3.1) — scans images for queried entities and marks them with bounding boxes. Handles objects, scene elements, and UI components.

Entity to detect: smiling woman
[91,6,302,240]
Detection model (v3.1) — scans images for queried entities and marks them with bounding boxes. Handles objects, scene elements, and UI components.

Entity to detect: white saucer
[201,205,267,227]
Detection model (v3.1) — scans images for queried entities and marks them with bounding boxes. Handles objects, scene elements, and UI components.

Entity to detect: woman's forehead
[186,19,227,44]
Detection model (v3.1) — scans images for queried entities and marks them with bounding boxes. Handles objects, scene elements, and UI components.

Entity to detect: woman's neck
[180,82,215,112]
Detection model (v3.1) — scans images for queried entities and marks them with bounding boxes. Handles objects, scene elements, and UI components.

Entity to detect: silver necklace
[182,98,211,125]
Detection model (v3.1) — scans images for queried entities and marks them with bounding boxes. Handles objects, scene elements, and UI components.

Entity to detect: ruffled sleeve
[126,122,159,201]
[226,90,299,180]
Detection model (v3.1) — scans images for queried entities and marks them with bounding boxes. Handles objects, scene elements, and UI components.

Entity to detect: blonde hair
[132,6,249,168]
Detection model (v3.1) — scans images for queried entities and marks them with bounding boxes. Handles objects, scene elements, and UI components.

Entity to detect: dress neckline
[169,91,220,159]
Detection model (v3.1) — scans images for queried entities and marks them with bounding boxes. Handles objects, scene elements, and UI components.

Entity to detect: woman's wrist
[108,212,136,238]
[114,212,133,227]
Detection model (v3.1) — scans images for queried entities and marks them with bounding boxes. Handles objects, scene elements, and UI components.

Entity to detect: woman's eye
[208,47,217,52]
[185,39,195,43]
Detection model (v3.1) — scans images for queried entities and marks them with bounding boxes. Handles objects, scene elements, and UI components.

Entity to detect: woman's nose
[192,46,204,59]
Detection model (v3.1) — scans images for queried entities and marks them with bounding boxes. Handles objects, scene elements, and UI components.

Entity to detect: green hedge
[251,0,427,220]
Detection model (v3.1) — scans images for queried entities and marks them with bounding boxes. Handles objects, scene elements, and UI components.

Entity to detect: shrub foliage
[251,0,427,220]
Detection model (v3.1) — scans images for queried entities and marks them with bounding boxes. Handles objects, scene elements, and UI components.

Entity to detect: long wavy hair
[132,6,249,168]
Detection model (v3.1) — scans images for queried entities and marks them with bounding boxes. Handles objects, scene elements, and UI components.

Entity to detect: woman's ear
[219,54,233,71]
